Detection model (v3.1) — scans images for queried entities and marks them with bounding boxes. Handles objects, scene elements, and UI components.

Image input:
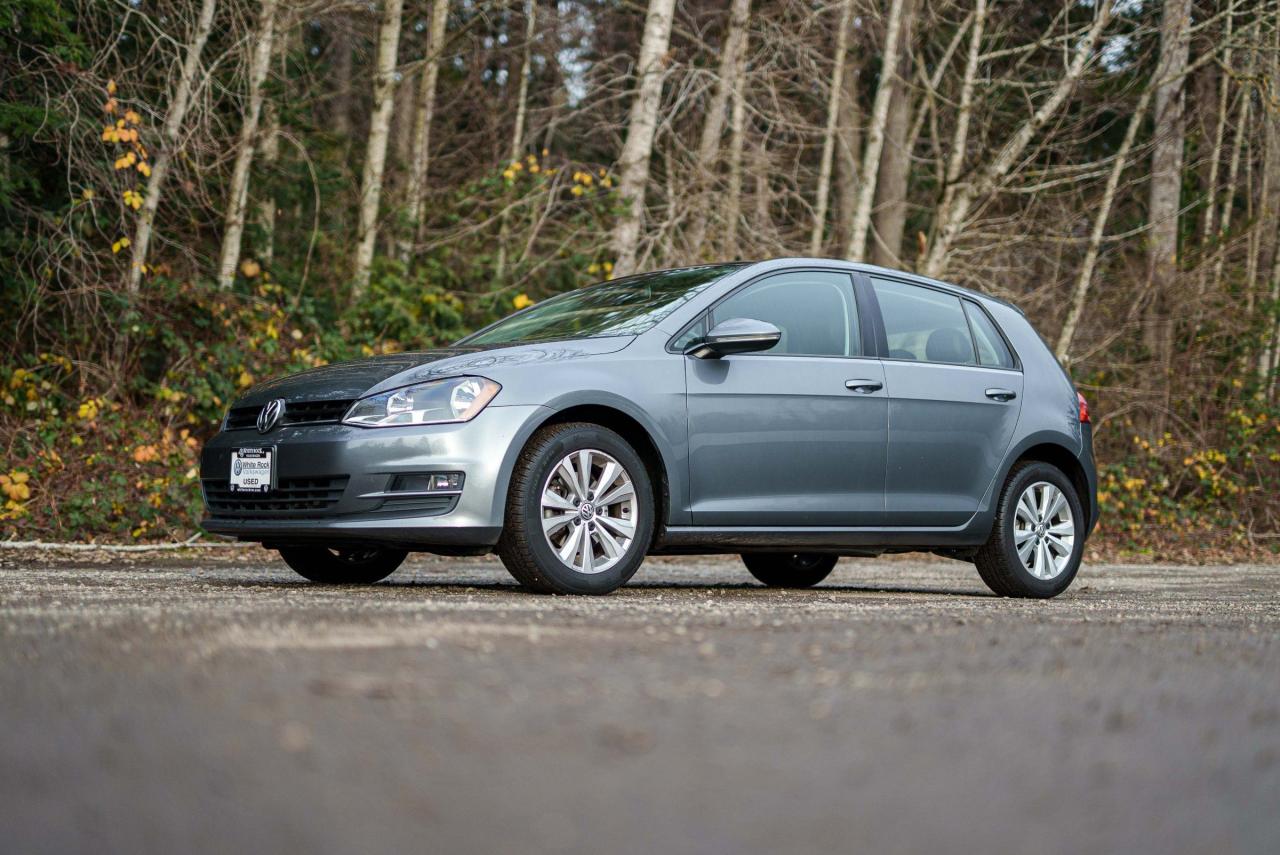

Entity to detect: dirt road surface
[1,552,1277,854]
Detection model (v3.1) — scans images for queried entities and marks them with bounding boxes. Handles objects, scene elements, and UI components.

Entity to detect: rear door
[864,275,1023,526]
[683,269,887,526]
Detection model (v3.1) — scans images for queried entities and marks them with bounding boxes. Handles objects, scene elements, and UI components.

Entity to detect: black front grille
[203,476,349,518]
[224,399,355,431]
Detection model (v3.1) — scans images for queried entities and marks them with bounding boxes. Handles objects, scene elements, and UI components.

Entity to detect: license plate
[230,447,274,493]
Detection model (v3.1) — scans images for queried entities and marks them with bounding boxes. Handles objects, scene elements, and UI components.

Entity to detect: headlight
[343,377,501,427]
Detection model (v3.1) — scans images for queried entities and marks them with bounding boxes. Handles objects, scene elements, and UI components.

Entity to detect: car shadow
[196,574,994,599]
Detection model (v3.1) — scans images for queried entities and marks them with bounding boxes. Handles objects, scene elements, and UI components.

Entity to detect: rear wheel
[278,546,406,584]
[975,461,1084,598]
[497,422,655,595]
[742,553,838,588]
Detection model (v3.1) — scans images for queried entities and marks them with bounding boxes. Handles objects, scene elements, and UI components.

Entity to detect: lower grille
[203,476,349,518]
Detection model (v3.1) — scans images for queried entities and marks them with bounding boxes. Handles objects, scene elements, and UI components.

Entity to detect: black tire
[741,553,839,588]
[975,461,1085,598]
[278,546,407,584]
[497,422,655,595]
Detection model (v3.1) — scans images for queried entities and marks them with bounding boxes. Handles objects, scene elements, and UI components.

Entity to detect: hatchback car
[201,259,1098,598]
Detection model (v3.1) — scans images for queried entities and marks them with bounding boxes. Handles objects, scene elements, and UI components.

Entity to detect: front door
[684,270,887,526]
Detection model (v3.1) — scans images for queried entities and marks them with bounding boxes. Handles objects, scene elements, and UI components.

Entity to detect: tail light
[1077,391,1090,424]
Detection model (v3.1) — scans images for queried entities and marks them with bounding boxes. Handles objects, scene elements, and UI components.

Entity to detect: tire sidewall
[997,463,1085,597]
[519,426,654,594]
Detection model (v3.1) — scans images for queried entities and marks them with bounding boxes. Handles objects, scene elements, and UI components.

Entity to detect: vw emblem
[232,459,243,476]
[578,502,595,521]
[257,398,286,434]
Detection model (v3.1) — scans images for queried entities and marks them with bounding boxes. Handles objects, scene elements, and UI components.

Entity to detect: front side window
[461,264,745,346]
[963,301,1016,369]
[710,271,860,357]
[873,279,976,365]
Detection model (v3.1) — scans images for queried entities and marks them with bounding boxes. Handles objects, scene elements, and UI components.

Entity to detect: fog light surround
[390,472,464,494]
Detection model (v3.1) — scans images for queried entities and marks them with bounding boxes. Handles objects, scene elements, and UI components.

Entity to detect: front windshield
[461,264,745,346]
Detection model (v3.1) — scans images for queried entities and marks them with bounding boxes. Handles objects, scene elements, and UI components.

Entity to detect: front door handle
[985,388,1017,402]
[846,379,884,393]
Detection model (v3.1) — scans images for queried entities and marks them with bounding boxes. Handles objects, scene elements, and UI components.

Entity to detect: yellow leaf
[107,78,117,95]
[136,161,151,177]
[237,370,254,388]
[512,293,533,310]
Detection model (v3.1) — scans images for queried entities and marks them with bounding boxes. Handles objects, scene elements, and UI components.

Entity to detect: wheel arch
[1002,440,1092,526]
[499,397,676,537]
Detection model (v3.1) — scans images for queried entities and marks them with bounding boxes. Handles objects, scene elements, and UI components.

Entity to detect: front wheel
[497,422,654,595]
[975,461,1084,598]
[278,546,407,584]
[742,553,839,588]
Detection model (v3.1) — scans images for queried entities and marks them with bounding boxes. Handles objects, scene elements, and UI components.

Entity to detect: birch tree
[687,0,752,257]
[351,0,406,297]
[495,0,538,280]
[216,0,280,290]
[921,0,1111,279]
[845,0,906,262]
[1143,0,1192,404]
[125,0,218,294]
[403,0,451,255]
[1056,87,1154,361]
[809,0,854,257]
[610,0,677,278]
[869,0,917,267]
[724,32,750,258]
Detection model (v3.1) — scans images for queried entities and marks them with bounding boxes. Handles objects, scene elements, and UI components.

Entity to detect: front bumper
[199,404,547,548]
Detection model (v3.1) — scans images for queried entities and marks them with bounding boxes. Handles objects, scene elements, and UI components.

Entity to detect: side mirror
[684,317,782,359]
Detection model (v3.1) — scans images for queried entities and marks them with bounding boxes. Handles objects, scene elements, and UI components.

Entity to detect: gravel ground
[1,551,1277,854]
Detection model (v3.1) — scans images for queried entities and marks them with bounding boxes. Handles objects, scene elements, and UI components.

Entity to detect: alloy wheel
[540,448,638,575]
[1013,481,1076,580]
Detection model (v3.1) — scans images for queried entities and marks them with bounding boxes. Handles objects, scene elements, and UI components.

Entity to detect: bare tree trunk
[1259,27,1280,388]
[845,0,906,262]
[610,0,677,278]
[924,0,984,277]
[922,0,1110,279]
[809,0,853,257]
[126,0,218,295]
[724,49,749,259]
[330,26,354,139]
[258,98,280,268]
[833,54,862,255]
[1056,87,1154,362]
[1143,0,1192,421]
[1208,29,1249,296]
[216,0,279,290]
[352,0,405,298]
[495,0,538,280]
[869,0,917,268]
[402,0,450,259]
[686,0,752,257]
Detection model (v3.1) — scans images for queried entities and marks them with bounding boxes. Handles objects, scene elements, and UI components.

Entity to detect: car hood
[233,337,634,408]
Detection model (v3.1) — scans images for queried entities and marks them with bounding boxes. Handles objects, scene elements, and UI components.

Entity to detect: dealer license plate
[230,447,274,493]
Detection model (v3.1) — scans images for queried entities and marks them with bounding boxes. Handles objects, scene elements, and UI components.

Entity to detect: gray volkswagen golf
[201,258,1098,598]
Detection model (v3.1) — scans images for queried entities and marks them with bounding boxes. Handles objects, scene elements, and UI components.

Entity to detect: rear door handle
[846,379,883,393]
[985,388,1017,402]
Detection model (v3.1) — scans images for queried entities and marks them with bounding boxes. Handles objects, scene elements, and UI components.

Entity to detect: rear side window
[712,271,860,357]
[872,279,975,365]
[963,302,1016,369]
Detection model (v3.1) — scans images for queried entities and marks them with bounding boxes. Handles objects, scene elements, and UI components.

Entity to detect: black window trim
[860,271,1023,373]
[960,297,1022,372]
[665,266,878,360]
